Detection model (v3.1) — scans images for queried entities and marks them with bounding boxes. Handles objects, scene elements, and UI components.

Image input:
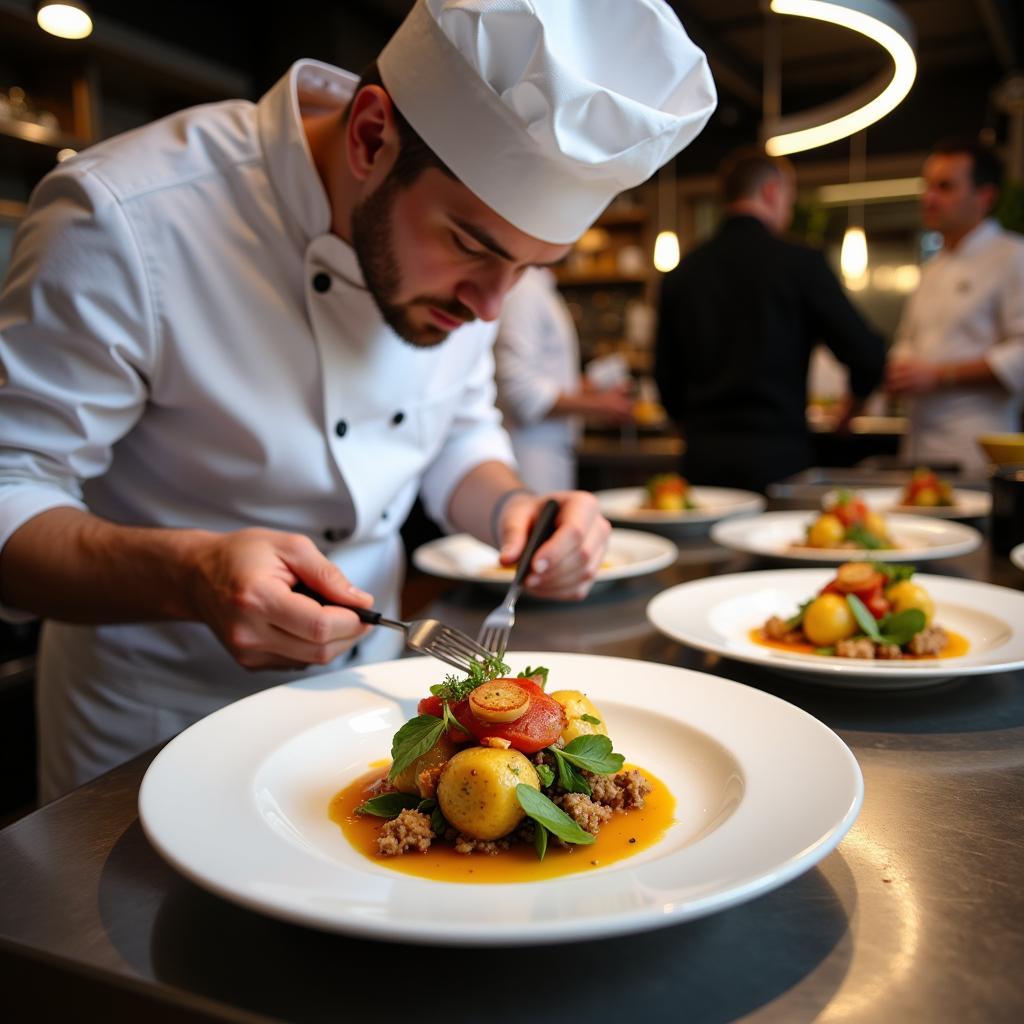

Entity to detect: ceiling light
[764,0,916,156]
[816,177,925,205]
[36,1,93,40]
[841,225,869,283]
[653,231,681,273]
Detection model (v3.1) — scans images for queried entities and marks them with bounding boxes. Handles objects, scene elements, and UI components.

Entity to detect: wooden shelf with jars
[0,1,248,211]
[555,187,660,372]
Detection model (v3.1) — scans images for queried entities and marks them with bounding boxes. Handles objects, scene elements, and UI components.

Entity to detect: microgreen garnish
[535,763,555,788]
[580,713,601,726]
[844,524,886,550]
[430,653,511,702]
[785,598,813,630]
[871,561,914,584]
[517,665,549,688]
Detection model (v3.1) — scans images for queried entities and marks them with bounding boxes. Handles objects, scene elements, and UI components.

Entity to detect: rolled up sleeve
[0,164,156,617]
[419,339,516,531]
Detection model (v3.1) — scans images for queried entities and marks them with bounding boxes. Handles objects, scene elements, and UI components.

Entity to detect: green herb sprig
[430,653,511,702]
[517,665,550,689]
[846,594,925,647]
[356,792,422,818]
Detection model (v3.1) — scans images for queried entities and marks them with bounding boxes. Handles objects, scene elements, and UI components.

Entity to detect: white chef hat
[378,0,716,244]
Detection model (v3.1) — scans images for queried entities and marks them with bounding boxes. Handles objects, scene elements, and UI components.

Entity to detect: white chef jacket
[893,219,1024,474]
[494,267,581,492]
[0,59,515,799]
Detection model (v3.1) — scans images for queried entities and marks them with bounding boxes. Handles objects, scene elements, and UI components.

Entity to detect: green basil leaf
[846,593,881,641]
[516,785,595,846]
[871,561,914,584]
[356,792,421,818]
[429,654,512,701]
[430,805,447,837]
[535,763,555,788]
[580,713,602,726]
[814,646,836,656]
[517,665,549,689]
[844,523,886,550]
[878,608,926,646]
[558,735,625,776]
[442,701,470,735]
[785,598,813,630]
[416,798,436,814]
[549,748,591,795]
[534,822,549,861]
[388,714,446,782]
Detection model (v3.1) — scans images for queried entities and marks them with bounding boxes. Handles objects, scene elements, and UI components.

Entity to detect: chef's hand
[188,528,372,670]
[885,356,939,395]
[496,491,611,600]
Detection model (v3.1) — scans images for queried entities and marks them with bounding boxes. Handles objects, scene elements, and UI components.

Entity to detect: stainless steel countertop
[1,499,1022,1023]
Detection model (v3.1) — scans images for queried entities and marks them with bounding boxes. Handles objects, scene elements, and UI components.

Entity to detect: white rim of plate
[595,486,766,526]
[138,652,863,946]
[710,510,982,563]
[646,570,1024,682]
[411,528,678,584]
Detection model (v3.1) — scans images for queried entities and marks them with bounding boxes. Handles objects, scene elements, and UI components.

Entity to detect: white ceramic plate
[139,652,863,946]
[412,528,677,586]
[710,510,982,564]
[822,487,991,520]
[1011,543,1024,574]
[647,570,1024,689]
[595,486,765,527]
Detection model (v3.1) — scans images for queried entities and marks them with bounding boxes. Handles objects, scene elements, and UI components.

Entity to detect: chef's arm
[885,354,1007,394]
[446,460,610,601]
[0,507,372,669]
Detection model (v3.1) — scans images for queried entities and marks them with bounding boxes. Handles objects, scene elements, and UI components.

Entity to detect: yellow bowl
[977,433,1024,466]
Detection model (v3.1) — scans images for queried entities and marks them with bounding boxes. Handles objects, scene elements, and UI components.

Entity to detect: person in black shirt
[654,147,886,493]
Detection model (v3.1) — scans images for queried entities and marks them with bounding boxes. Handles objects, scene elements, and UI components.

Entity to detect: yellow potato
[803,593,858,647]
[807,513,845,548]
[437,747,540,840]
[885,581,935,625]
[548,690,608,745]
[390,734,460,795]
[864,511,889,540]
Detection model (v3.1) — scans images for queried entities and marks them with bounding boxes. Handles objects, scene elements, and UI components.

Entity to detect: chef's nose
[455,264,519,322]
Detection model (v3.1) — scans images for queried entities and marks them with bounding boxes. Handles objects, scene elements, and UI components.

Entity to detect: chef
[886,139,1024,474]
[0,0,716,800]
[494,266,634,493]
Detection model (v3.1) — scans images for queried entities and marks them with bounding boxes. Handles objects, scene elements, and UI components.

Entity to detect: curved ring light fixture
[764,0,917,156]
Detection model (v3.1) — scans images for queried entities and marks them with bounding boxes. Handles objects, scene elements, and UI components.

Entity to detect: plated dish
[822,482,991,521]
[139,652,863,945]
[412,528,677,587]
[595,485,765,528]
[711,510,981,564]
[335,657,667,881]
[647,570,1024,689]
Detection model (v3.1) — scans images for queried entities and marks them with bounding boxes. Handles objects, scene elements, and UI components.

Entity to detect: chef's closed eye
[451,230,485,258]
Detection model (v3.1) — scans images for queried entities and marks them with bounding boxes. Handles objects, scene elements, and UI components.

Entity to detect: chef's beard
[351,173,475,347]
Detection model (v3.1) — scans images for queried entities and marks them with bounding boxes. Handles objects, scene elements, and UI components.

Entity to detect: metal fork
[293,584,492,674]
[477,498,560,656]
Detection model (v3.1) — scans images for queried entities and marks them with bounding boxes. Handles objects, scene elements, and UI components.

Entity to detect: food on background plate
[802,490,893,550]
[755,561,967,660]
[330,658,670,881]
[642,473,696,512]
[898,467,955,508]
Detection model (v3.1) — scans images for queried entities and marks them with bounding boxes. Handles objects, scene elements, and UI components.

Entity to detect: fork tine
[479,627,509,657]
[438,628,493,661]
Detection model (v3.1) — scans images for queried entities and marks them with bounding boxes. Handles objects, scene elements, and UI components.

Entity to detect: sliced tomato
[828,496,868,527]
[821,579,890,620]
[417,679,565,753]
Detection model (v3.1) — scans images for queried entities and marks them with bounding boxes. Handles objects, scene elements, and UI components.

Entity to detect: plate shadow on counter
[96,820,855,1024]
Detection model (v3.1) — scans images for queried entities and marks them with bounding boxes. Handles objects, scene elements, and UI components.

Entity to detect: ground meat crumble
[908,625,948,656]
[377,809,434,856]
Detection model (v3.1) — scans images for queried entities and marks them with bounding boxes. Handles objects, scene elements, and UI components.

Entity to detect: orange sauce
[329,764,675,884]
[749,627,969,660]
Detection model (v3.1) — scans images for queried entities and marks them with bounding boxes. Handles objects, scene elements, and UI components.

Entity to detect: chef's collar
[947,217,999,259]
[257,59,358,247]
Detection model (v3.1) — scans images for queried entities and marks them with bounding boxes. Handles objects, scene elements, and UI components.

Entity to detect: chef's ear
[345,85,400,183]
